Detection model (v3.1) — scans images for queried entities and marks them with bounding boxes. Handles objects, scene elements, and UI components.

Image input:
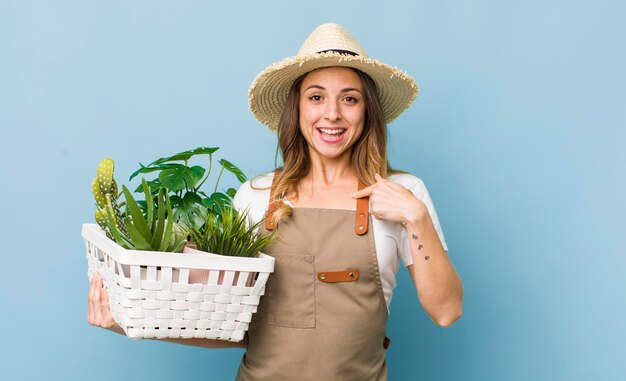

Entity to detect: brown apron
[236,176,390,381]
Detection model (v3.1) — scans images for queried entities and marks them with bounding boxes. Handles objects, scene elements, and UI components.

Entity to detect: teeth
[318,128,345,135]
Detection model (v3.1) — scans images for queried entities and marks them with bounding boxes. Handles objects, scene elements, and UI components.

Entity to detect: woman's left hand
[352,173,428,226]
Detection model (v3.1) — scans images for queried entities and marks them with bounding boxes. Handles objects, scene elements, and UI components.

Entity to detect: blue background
[1,0,624,380]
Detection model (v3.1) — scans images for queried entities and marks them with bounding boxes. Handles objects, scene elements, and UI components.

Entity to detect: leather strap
[355,180,369,235]
[317,269,359,283]
[265,170,370,235]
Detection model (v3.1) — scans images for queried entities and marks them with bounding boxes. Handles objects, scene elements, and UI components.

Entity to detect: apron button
[359,212,365,218]
[319,273,326,280]
[349,272,355,278]
[358,225,364,230]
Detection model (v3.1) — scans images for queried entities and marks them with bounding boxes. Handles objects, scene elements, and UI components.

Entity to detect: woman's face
[298,66,366,161]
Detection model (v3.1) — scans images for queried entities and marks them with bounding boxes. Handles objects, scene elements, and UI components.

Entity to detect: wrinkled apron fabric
[236,207,389,381]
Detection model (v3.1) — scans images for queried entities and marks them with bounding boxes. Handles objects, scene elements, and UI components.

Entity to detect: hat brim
[248,51,418,130]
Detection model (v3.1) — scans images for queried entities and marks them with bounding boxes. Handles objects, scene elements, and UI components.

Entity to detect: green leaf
[153,147,219,165]
[136,200,147,210]
[158,166,205,192]
[169,194,184,207]
[151,188,166,249]
[122,185,152,243]
[129,163,161,182]
[167,223,188,252]
[207,192,232,214]
[201,197,214,209]
[159,193,174,251]
[124,217,153,250]
[226,187,237,198]
[141,179,154,231]
[168,235,187,253]
[218,159,247,183]
[129,163,189,182]
[134,178,162,194]
[171,192,207,231]
[103,202,133,249]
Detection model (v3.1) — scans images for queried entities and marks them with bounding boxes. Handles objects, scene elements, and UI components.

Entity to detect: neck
[305,148,357,186]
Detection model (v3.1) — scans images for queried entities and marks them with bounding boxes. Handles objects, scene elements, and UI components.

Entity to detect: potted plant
[184,205,276,285]
[83,148,275,342]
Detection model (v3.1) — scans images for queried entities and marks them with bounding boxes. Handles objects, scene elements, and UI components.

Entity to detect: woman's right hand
[87,272,117,330]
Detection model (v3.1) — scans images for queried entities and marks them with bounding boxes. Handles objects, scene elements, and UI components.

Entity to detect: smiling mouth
[316,127,347,143]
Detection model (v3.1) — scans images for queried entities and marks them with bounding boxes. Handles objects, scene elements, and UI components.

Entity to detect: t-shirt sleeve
[233,180,253,215]
[398,178,448,267]
[232,175,272,228]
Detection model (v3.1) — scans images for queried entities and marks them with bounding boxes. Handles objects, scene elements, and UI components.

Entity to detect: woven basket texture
[82,224,274,341]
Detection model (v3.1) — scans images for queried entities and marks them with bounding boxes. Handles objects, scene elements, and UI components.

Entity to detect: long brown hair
[255,67,393,225]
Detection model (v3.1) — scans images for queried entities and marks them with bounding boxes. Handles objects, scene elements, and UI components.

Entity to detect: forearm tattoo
[411,232,428,260]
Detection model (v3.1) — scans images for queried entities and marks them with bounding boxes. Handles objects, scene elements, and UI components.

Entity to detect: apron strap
[264,170,370,235]
[355,180,369,235]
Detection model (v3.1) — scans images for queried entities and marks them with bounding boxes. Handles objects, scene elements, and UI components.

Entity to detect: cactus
[97,158,115,194]
[111,179,118,198]
[92,158,126,239]
[95,208,107,225]
[92,178,107,209]
[105,193,129,238]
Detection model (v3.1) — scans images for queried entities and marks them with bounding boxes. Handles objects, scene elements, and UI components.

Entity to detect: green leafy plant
[129,147,247,231]
[92,158,186,252]
[187,205,276,258]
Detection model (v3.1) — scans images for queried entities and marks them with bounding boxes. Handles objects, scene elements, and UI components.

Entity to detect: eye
[309,95,323,102]
[344,95,359,104]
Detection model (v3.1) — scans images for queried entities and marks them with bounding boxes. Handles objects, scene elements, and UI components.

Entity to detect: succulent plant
[92,157,186,252]
[101,178,187,252]
[187,206,275,258]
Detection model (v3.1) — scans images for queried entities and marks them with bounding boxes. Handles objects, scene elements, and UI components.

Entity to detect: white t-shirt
[233,172,448,313]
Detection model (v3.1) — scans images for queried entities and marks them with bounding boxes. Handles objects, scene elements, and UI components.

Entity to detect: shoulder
[250,171,276,189]
[386,172,422,187]
[386,172,427,197]
[233,172,274,205]
[232,172,275,224]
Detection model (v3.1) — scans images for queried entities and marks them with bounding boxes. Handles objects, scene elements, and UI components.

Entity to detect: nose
[324,100,342,122]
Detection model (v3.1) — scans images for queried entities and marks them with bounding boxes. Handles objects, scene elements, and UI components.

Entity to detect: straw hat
[248,23,418,130]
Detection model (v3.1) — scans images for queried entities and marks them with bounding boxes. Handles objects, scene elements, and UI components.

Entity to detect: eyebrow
[304,84,362,93]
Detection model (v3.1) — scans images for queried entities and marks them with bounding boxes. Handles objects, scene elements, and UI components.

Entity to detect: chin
[314,147,349,160]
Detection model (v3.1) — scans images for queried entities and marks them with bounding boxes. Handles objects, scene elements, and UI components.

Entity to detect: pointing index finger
[351,184,375,198]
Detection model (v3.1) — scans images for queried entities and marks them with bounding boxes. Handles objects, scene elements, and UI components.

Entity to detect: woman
[88,23,463,380]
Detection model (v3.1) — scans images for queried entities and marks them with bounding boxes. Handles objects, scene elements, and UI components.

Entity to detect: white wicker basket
[82,223,274,341]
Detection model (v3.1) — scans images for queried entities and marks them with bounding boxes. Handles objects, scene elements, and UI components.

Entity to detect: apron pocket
[267,254,316,328]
